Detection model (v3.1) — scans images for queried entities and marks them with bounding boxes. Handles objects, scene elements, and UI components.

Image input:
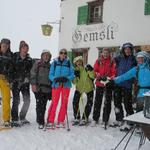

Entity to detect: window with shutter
[77,1,104,25]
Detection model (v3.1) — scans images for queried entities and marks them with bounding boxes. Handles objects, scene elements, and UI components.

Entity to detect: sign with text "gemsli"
[72,22,118,44]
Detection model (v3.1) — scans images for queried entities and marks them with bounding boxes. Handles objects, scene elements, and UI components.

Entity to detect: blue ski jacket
[114,63,150,98]
[49,57,74,88]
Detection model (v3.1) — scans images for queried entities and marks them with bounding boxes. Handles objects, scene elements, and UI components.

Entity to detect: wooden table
[112,111,150,150]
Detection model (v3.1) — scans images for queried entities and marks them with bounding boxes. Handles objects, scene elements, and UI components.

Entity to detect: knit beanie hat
[1,38,10,45]
[41,49,51,57]
[136,51,150,68]
[136,51,150,59]
[73,56,83,64]
[122,42,133,50]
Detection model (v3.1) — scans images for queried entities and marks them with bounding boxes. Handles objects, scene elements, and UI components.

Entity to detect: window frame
[87,0,104,24]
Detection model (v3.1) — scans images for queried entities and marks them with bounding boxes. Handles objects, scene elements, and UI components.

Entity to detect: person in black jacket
[11,43,33,127]
[0,38,13,127]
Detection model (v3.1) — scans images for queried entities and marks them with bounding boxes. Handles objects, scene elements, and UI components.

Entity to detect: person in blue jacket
[46,48,74,128]
[114,51,150,112]
[106,51,150,131]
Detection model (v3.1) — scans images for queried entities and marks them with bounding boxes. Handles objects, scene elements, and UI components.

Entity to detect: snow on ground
[0,87,150,150]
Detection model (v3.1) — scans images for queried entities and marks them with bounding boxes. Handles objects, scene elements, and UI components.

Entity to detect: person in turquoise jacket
[46,49,74,129]
[113,51,150,112]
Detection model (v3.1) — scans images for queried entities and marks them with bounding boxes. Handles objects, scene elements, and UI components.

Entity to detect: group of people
[0,39,74,130]
[0,38,150,131]
[0,39,32,127]
[72,43,137,131]
[72,43,150,132]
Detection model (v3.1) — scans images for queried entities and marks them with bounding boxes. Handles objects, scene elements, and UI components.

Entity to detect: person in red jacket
[91,48,116,128]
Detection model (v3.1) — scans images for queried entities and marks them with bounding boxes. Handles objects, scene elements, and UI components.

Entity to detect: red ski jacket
[94,55,116,87]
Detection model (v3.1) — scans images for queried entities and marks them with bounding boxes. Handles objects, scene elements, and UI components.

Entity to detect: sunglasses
[60,51,67,55]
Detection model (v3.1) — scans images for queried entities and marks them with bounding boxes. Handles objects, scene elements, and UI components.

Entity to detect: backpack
[53,59,71,71]
[35,59,50,80]
[36,60,50,75]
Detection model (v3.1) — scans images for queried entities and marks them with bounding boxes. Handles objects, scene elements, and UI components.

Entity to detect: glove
[9,82,13,90]
[98,76,107,82]
[54,77,68,83]
[54,77,61,83]
[106,79,114,88]
[24,77,29,83]
[85,64,93,71]
[31,85,37,92]
[74,70,80,78]
[60,77,68,83]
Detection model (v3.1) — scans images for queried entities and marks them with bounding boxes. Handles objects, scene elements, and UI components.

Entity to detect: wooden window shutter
[77,5,88,25]
[145,0,150,15]
[67,51,73,63]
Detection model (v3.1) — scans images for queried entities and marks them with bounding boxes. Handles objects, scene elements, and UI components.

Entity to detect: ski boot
[56,122,65,128]
[120,122,132,132]
[109,121,124,128]
[72,119,80,126]
[46,122,55,130]
[20,119,30,126]
[11,121,21,127]
[79,119,88,126]
[90,120,99,127]
[38,124,44,129]
[3,121,11,127]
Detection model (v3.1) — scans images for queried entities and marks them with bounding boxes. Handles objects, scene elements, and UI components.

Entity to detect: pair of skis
[0,125,12,131]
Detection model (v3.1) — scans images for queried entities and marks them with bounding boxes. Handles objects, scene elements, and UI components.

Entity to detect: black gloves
[85,64,93,71]
[98,76,114,88]
[54,77,68,83]
[74,70,80,78]
[98,76,107,82]
[106,79,114,88]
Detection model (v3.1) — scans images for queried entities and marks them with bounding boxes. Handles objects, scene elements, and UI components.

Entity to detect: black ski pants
[113,86,134,121]
[72,90,94,120]
[93,86,112,123]
[11,83,30,121]
[34,92,51,125]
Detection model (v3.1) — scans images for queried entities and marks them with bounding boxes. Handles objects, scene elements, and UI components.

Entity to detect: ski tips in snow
[0,126,12,131]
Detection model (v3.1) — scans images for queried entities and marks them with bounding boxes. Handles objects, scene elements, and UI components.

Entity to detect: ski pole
[64,88,70,131]
[103,86,107,130]
[66,108,70,131]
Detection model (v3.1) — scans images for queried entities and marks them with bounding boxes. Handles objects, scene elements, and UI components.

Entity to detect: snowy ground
[0,87,150,150]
